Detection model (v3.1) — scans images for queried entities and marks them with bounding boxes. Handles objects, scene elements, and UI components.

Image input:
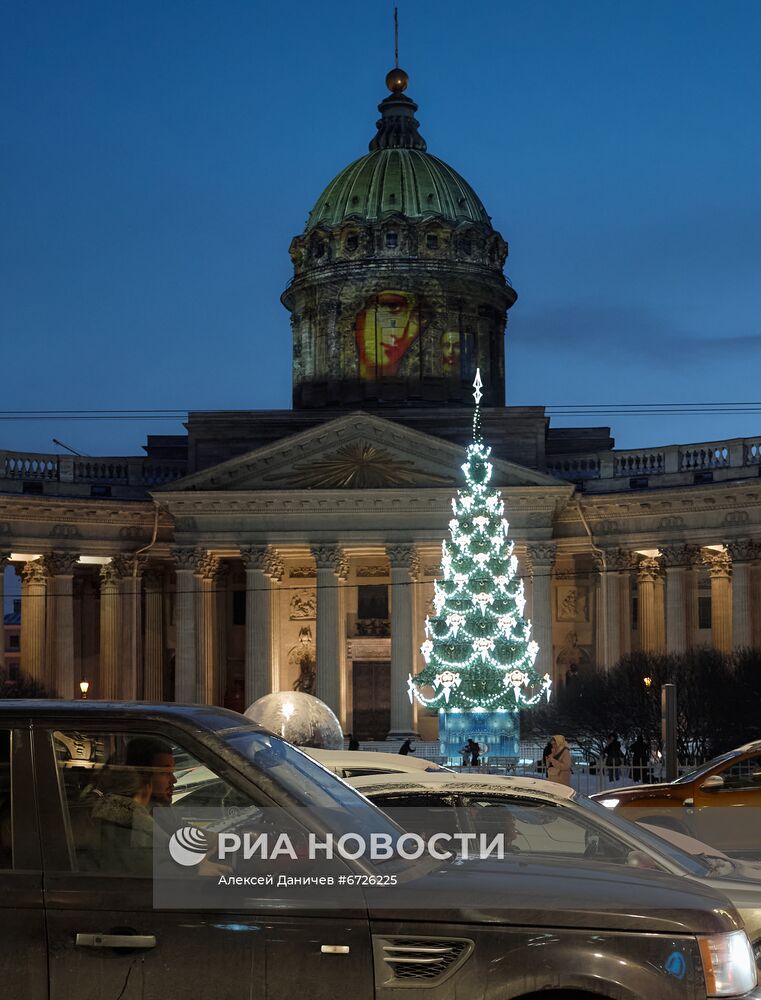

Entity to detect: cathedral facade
[2,70,760,739]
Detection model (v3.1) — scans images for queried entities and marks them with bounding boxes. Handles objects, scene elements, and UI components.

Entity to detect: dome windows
[426,234,439,250]
[345,232,359,253]
[385,231,398,249]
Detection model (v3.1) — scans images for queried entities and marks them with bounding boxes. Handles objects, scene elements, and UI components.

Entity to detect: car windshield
[672,750,738,785]
[572,794,710,877]
[216,728,423,872]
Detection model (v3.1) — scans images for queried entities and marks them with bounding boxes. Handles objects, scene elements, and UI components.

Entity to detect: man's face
[150,752,176,805]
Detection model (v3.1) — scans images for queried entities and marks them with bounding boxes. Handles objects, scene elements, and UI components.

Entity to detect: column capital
[726,539,761,564]
[637,555,663,583]
[171,545,203,572]
[311,544,349,580]
[110,553,146,579]
[197,553,223,581]
[386,543,420,578]
[21,559,49,584]
[241,544,285,581]
[603,548,638,572]
[526,543,556,572]
[45,551,80,576]
[660,544,700,568]
[703,548,732,579]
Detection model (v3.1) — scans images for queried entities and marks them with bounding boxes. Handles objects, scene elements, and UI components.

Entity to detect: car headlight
[698,930,757,997]
[598,797,619,809]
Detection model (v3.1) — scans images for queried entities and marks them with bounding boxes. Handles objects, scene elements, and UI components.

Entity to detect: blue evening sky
[2,0,760,456]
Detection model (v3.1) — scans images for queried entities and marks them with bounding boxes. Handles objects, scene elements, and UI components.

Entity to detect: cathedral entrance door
[352,661,390,741]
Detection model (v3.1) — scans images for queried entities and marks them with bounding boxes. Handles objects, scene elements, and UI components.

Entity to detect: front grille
[374,936,473,988]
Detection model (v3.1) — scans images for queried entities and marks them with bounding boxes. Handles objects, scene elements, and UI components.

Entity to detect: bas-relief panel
[289,589,316,620]
[555,585,590,623]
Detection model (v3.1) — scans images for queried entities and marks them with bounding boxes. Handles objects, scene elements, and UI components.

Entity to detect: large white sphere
[244,691,343,749]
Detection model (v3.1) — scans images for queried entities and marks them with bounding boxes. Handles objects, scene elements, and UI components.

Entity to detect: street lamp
[643,676,652,689]
[79,680,89,699]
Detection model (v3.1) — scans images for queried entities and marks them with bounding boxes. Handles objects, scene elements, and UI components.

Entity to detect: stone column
[728,541,759,650]
[654,573,666,651]
[637,556,662,653]
[143,568,165,701]
[703,549,732,653]
[387,544,420,739]
[172,546,200,703]
[612,551,634,658]
[99,560,121,699]
[312,544,348,718]
[527,544,556,684]
[0,553,8,673]
[115,555,144,701]
[594,550,625,670]
[20,559,48,688]
[242,545,282,708]
[685,551,700,647]
[661,545,697,654]
[48,552,79,699]
[197,553,222,706]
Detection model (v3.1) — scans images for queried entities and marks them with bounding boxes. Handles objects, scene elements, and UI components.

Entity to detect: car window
[0,730,11,869]
[341,767,398,778]
[51,728,268,876]
[462,795,665,868]
[718,754,761,791]
[371,792,460,838]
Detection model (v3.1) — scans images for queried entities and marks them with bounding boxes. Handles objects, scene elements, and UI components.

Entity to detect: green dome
[305,148,491,231]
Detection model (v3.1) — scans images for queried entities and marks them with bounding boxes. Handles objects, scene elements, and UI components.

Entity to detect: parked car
[2,700,760,1000]
[348,770,761,963]
[301,747,452,778]
[591,740,761,857]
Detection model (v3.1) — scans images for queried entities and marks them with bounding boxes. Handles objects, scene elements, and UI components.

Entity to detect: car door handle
[76,933,157,950]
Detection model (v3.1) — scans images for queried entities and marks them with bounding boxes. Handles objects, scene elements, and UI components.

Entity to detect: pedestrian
[460,743,471,767]
[467,739,481,767]
[629,733,649,783]
[541,738,553,774]
[347,734,360,751]
[398,739,415,755]
[545,735,572,786]
[603,732,624,781]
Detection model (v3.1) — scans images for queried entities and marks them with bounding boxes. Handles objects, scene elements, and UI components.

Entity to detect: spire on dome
[369,68,427,152]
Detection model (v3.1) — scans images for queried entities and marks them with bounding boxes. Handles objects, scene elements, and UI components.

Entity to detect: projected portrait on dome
[354,290,430,379]
[441,328,476,380]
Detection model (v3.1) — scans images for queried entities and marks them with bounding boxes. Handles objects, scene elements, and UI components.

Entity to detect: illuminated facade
[1,70,760,740]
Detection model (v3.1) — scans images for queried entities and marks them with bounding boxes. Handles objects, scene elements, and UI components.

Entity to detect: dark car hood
[592,783,681,802]
[368,854,741,934]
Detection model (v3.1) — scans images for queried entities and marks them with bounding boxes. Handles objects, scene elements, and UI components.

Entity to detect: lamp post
[79,680,89,700]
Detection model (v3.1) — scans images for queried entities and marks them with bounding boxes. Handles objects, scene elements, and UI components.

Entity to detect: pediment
[160,412,567,493]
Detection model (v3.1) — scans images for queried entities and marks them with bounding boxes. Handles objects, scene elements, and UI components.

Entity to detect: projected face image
[441,330,461,375]
[355,290,427,379]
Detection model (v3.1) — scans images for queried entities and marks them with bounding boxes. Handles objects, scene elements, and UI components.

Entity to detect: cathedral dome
[284,69,515,412]
[304,70,492,232]
[305,148,491,231]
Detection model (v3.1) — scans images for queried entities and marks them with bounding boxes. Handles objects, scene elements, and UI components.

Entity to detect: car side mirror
[700,775,725,792]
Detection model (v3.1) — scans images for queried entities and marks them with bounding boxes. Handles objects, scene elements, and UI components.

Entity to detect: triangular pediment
[159,413,568,493]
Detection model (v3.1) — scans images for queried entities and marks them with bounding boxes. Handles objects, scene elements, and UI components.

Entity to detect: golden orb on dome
[385,67,409,93]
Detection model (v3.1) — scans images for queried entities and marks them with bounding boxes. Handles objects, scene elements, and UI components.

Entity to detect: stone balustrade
[0,449,186,496]
[546,435,761,491]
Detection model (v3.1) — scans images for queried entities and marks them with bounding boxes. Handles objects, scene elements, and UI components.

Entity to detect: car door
[0,723,47,999]
[692,752,761,857]
[35,718,373,1000]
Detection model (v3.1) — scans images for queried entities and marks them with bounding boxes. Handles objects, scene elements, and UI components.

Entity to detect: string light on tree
[408,370,551,758]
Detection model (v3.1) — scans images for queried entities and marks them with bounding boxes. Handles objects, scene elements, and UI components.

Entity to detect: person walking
[541,739,553,774]
[467,739,481,767]
[603,733,624,781]
[546,735,572,786]
[398,739,415,755]
[629,734,649,783]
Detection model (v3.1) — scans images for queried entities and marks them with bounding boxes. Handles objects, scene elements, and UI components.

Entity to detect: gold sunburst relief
[263,442,455,489]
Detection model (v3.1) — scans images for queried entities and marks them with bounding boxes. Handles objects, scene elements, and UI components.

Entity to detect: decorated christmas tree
[408,371,551,759]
